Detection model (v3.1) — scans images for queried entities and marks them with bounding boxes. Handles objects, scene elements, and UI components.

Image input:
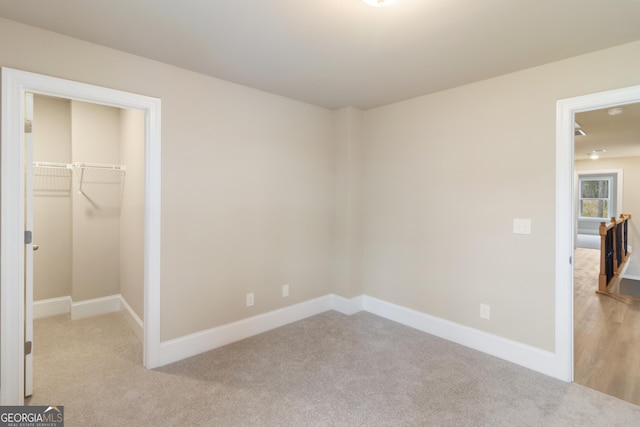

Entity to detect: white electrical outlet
[513,218,532,235]
[480,304,490,319]
[246,293,254,307]
[282,284,289,297]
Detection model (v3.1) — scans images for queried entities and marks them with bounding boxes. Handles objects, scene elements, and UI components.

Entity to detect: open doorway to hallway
[573,102,640,405]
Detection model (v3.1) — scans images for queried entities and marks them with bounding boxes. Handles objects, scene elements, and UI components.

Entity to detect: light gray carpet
[28,311,640,426]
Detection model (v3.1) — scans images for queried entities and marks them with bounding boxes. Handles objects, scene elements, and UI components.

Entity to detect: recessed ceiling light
[608,107,624,116]
[588,149,606,160]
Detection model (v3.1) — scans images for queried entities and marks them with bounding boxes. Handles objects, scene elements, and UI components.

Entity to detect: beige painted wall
[119,108,145,319]
[576,156,640,276]
[331,107,364,298]
[33,96,72,300]
[362,41,640,352]
[5,17,640,350]
[0,18,335,341]
[71,101,121,301]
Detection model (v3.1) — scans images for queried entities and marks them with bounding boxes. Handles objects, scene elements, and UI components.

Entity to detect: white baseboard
[119,296,144,342]
[33,296,72,319]
[159,294,335,367]
[157,293,559,379]
[622,274,640,281]
[331,294,364,315]
[34,294,144,340]
[71,294,122,320]
[362,296,559,379]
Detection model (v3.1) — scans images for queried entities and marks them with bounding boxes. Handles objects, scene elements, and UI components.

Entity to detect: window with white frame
[579,175,614,219]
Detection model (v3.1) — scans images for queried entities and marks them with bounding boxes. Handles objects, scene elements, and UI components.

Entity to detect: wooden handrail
[598,214,632,294]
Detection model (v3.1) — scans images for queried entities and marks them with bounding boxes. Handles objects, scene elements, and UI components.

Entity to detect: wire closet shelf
[33,162,127,207]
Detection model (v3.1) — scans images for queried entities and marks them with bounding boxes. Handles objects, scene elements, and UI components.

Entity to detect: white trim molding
[331,294,365,315]
[32,294,144,341]
[1,66,28,405]
[556,84,640,383]
[1,67,162,405]
[120,296,144,342]
[71,295,122,320]
[157,293,560,379]
[159,295,336,367]
[362,296,558,378]
[33,297,72,319]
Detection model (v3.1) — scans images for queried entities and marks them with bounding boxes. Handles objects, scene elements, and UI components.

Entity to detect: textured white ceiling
[1,0,640,109]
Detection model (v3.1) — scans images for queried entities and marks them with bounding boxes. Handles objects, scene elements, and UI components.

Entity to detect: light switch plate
[513,218,532,235]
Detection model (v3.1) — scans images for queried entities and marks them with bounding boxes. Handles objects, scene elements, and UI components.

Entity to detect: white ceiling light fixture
[607,107,624,116]
[589,149,606,160]
[363,0,397,7]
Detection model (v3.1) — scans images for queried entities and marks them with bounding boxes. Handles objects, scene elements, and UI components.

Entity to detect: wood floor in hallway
[574,247,640,406]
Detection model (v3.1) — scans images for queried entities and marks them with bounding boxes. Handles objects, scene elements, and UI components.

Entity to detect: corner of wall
[331,107,365,299]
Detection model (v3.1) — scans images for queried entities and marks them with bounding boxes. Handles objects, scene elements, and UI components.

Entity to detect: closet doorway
[31,94,145,390]
[0,68,161,405]
[32,96,143,320]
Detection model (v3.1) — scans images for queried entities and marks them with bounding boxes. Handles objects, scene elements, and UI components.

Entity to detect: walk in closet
[32,95,145,330]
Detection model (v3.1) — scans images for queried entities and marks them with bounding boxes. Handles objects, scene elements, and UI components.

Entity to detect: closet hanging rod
[32,161,126,171]
[72,162,126,171]
[33,162,127,171]
[32,161,73,169]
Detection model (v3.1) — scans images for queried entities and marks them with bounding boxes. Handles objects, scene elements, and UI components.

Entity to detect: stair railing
[598,214,632,294]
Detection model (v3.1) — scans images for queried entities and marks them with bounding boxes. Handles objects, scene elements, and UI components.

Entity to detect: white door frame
[24,92,34,397]
[1,68,162,405]
[555,84,640,382]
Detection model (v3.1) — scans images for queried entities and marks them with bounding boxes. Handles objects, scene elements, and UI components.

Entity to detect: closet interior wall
[33,95,144,321]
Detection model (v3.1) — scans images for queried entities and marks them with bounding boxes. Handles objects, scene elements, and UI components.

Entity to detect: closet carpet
[28,310,640,426]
